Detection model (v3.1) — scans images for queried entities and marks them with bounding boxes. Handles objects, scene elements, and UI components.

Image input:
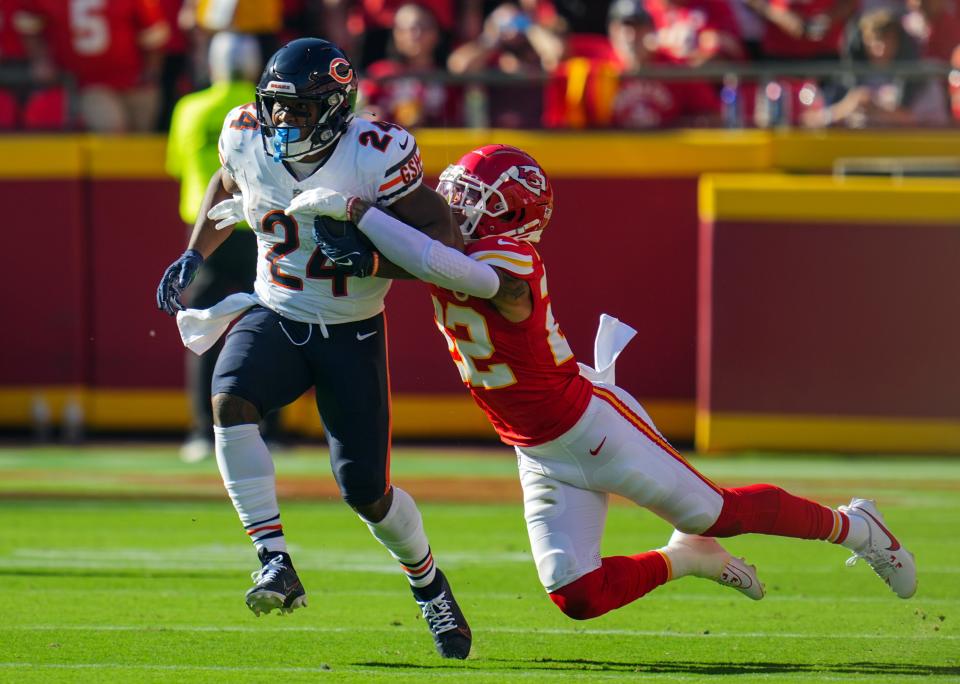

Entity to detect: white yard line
[5,624,957,640]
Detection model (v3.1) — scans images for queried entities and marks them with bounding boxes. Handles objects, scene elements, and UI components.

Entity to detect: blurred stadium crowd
[0,0,958,132]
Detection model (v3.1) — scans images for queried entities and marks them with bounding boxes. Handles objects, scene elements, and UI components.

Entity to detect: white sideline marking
[7,624,957,640]
[4,554,960,576]
[11,585,960,607]
[3,547,532,573]
[5,547,959,576]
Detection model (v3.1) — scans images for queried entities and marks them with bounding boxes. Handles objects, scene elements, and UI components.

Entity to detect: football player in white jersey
[156,38,471,659]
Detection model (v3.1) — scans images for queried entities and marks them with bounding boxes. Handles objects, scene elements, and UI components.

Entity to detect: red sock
[704,484,849,543]
[548,552,669,620]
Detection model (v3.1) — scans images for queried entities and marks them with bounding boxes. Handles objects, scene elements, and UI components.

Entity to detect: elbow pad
[422,241,500,299]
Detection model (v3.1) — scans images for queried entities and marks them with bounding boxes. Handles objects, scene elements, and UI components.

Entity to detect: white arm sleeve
[356,207,501,298]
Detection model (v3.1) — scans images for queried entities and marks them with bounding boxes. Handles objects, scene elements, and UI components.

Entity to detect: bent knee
[548,570,604,620]
[673,513,717,535]
[212,393,260,427]
[352,488,393,523]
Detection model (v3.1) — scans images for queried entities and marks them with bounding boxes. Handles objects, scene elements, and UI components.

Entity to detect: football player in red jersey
[14,0,168,131]
[290,145,918,620]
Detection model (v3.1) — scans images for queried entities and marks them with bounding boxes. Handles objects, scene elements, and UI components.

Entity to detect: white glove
[285,186,350,220]
[207,195,245,230]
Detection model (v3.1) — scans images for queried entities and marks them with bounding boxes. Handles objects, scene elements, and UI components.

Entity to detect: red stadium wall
[4,130,960,446]
[697,174,960,452]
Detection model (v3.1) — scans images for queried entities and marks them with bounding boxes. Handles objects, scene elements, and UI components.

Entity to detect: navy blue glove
[156,249,204,315]
[313,216,379,278]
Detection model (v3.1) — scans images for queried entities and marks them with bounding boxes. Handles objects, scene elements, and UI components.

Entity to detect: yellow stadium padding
[700,173,960,224]
[5,129,960,180]
[698,410,960,454]
[0,387,694,441]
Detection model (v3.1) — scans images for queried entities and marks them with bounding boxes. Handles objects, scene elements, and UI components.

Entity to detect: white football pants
[516,383,725,592]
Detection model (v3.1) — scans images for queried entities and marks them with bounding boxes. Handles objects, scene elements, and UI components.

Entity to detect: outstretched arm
[350,200,500,298]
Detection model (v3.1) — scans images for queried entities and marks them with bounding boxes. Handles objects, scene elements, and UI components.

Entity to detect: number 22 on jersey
[431,286,573,390]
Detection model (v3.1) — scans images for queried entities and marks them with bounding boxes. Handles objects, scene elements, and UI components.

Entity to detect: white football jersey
[218,105,424,324]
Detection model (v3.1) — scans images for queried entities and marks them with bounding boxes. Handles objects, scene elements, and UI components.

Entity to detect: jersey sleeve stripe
[378,174,422,203]
[385,145,418,175]
[473,252,535,275]
[378,176,403,192]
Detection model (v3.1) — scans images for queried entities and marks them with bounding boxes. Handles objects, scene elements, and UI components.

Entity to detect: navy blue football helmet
[255,38,358,162]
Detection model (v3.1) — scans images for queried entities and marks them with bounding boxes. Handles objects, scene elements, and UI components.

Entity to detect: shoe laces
[251,555,287,584]
[418,591,458,635]
[845,547,897,579]
[844,520,896,578]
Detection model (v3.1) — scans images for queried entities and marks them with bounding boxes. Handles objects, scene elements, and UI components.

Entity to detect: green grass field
[1,445,958,683]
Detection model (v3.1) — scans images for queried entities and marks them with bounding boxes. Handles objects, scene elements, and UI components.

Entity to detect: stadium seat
[0,89,18,129]
[23,87,69,130]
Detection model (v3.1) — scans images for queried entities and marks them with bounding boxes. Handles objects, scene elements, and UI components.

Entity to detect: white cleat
[664,530,765,600]
[839,498,917,599]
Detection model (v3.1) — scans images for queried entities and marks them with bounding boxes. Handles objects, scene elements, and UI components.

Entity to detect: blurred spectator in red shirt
[0,0,26,63]
[903,0,960,60]
[545,0,720,128]
[744,0,856,59]
[449,2,564,126]
[449,3,565,74]
[14,0,169,132]
[643,0,745,64]
[328,0,482,67]
[360,3,462,127]
[803,9,949,126]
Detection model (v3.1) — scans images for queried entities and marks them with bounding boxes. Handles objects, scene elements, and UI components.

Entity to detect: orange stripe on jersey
[591,386,722,495]
[378,176,403,192]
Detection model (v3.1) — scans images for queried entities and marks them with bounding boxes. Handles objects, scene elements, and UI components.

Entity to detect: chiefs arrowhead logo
[506,165,547,196]
[329,58,354,84]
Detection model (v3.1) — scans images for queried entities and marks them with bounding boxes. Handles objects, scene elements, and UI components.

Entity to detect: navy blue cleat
[245,548,307,616]
[413,569,472,659]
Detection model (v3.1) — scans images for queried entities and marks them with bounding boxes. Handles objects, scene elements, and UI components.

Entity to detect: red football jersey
[761,0,849,58]
[15,0,167,89]
[644,0,743,63]
[429,236,593,447]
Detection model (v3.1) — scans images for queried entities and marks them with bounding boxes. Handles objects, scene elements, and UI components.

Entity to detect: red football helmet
[437,144,554,243]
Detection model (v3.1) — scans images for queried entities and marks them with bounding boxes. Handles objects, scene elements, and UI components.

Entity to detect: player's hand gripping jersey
[429,236,593,446]
[218,107,423,323]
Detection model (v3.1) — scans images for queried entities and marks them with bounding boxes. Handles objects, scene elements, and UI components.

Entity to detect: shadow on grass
[359,659,960,676]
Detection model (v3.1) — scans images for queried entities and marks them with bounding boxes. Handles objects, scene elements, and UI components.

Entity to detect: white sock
[658,532,727,580]
[361,487,436,588]
[214,424,286,554]
[839,512,871,551]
